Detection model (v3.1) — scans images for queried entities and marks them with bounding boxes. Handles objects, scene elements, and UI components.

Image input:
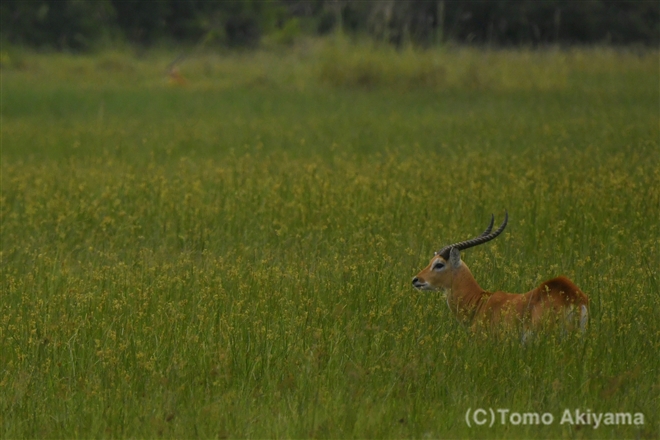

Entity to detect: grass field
[1,40,659,438]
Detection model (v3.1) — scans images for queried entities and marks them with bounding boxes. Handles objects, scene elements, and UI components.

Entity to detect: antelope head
[412,212,508,292]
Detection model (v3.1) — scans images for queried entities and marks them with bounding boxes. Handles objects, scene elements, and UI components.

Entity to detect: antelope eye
[433,262,445,270]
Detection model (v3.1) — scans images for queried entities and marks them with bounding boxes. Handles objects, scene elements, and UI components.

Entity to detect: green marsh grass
[1,42,659,438]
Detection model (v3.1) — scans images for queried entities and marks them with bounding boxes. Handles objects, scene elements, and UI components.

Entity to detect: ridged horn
[479,214,495,238]
[434,214,495,256]
[436,211,508,260]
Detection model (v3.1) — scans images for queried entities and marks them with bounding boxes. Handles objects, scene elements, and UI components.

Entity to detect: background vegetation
[1,37,659,438]
[2,0,658,51]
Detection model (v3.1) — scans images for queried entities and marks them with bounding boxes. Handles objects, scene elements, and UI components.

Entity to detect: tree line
[2,0,657,51]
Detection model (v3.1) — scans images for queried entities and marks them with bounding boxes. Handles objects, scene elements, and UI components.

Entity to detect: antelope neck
[447,264,488,325]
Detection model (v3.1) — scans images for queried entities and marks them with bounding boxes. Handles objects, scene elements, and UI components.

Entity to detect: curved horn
[436,211,508,260]
[479,214,495,237]
[435,215,493,256]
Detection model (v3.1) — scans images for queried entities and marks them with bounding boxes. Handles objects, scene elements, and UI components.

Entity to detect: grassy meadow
[1,40,659,438]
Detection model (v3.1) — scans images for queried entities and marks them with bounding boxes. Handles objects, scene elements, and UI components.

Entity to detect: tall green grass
[1,42,659,438]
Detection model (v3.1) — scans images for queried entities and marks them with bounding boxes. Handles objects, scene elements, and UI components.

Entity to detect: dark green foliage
[0,0,115,50]
[1,1,658,50]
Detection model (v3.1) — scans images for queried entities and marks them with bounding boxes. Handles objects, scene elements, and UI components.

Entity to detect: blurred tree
[427,0,659,46]
[1,0,657,50]
[0,0,115,50]
[110,1,172,44]
[109,0,284,47]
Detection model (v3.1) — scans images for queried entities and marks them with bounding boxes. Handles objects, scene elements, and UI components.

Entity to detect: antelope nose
[412,277,419,285]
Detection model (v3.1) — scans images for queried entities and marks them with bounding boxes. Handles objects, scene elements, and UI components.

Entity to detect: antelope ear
[449,247,462,269]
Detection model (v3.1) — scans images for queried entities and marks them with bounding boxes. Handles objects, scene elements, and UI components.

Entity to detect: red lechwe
[412,213,589,337]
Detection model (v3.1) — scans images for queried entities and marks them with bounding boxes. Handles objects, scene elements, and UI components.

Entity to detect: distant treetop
[1,0,658,50]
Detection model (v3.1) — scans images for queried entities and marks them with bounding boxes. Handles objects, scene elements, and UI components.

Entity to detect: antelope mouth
[412,277,434,290]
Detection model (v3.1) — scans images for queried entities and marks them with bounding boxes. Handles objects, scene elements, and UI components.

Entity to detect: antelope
[167,66,188,86]
[412,213,589,336]
[166,53,188,86]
